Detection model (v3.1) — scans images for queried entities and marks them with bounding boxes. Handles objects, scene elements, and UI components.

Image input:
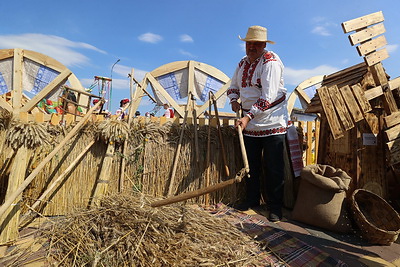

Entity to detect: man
[116,98,130,120]
[227,25,288,222]
[163,103,174,118]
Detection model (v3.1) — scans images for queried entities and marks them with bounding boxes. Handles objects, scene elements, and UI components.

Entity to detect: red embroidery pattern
[263,52,277,64]
[244,126,287,137]
[241,58,260,88]
[247,112,255,119]
[227,88,240,97]
[254,94,285,111]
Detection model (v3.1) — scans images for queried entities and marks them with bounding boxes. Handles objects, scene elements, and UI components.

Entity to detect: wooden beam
[342,11,384,33]
[150,61,189,78]
[0,49,14,60]
[192,61,230,84]
[0,96,12,112]
[146,73,184,116]
[340,85,364,122]
[23,50,67,73]
[364,85,383,100]
[21,69,71,113]
[348,23,386,46]
[357,35,387,56]
[12,48,23,114]
[196,81,231,116]
[317,86,344,139]
[364,48,389,66]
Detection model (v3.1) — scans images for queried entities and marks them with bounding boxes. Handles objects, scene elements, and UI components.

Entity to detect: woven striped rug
[205,204,348,267]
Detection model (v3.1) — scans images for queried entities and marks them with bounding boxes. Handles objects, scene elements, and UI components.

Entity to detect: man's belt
[242,94,286,112]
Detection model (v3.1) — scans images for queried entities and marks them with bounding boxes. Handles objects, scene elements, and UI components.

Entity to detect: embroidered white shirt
[227,50,288,137]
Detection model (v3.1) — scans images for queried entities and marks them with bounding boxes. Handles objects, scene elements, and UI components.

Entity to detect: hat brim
[238,35,275,44]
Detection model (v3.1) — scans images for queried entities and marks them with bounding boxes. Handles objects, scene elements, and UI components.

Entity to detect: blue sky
[1,0,399,114]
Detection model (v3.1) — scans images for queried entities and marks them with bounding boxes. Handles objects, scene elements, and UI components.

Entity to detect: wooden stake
[0,100,104,219]
[211,93,230,177]
[167,97,190,196]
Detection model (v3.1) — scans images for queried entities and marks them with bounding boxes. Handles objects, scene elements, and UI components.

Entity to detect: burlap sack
[291,164,353,233]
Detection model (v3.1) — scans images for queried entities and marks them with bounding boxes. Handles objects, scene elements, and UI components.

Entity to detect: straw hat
[239,25,275,44]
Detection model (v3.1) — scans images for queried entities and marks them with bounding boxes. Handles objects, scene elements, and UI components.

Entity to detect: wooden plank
[364,77,400,100]
[328,85,354,131]
[389,76,400,91]
[339,85,364,122]
[357,35,387,56]
[364,85,383,100]
[381,83,399,114]
[385,123,400,142]
[364,48,389,66]
[317,86,344,139]
[384,111,400,128]
[351,84,372,113]
[0,49,14,60]
[348,23,385,46]
[342,11,384,33]
[389,148,400,166]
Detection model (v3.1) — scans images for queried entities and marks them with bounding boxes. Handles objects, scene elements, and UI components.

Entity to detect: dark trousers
[244,134,286,212]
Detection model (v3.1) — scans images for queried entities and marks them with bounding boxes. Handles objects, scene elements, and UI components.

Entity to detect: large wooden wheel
[0,48,84,116]
[130,60,231,118]
[287,75,324,115]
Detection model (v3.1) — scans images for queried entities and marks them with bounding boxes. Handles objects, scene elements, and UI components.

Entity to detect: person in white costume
[227,25,288,222]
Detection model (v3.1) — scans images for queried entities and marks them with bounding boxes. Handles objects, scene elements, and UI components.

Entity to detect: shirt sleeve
[227,65,240,103]
[248,60,283,119]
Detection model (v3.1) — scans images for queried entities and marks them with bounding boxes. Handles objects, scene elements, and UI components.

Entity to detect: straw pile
[41,192,265,266]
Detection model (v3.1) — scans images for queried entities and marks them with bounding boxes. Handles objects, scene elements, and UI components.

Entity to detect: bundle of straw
[41,192,264,266]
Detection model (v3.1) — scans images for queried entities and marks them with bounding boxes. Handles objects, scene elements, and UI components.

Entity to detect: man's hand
[231,101,241,112]
[236,115,250,130]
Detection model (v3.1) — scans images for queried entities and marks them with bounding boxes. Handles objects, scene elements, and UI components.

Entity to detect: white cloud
[0,33,106,67]
[138,32,163,43]
[311,26,331,36]
[386,44,398,53]
[311,17,337,36]
[179,49,196,58]
[114,64,147,81]
[284,65,339,86]
[180,34,194,43]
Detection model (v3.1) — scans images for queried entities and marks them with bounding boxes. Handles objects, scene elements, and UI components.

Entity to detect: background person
[227,25,289,222]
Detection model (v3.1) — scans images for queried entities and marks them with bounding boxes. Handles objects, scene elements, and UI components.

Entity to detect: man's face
[246,41,266,61]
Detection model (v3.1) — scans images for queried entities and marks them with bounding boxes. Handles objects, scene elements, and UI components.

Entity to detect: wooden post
[0,146,28,244]
[0,100,104,219]
[90,143,115,207]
